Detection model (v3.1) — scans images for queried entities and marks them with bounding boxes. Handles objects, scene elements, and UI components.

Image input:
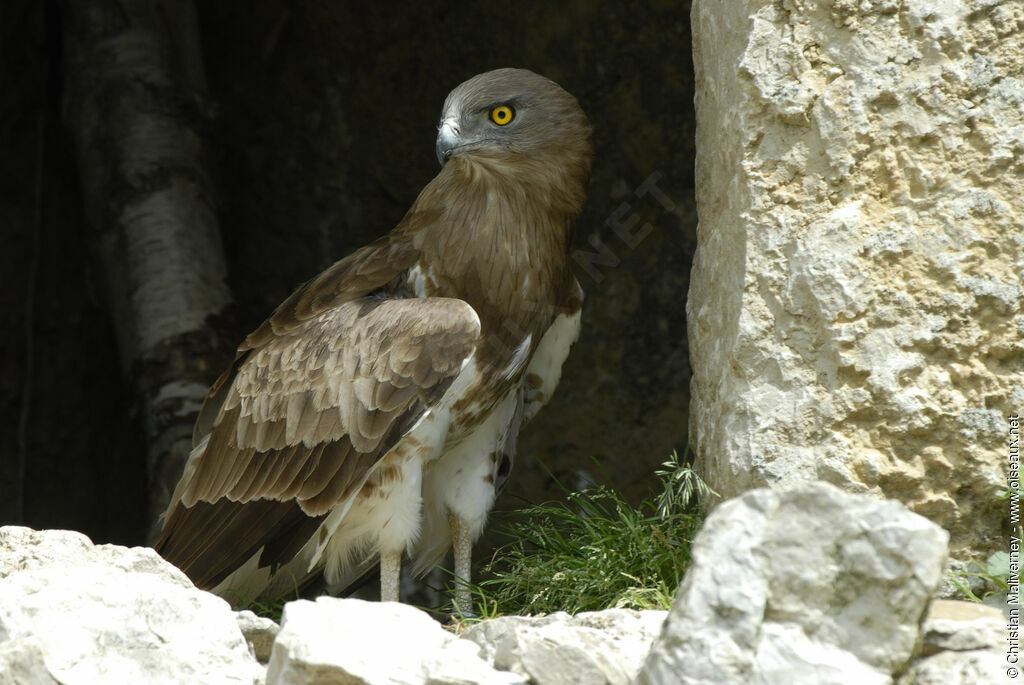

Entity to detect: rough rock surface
[2,519,991,684]
[688,0,1023,563]
[236,610,280,664]
[463,609,667,685]
[920,599,1004,654]
[897,598,1010,685]
[266,597,524,685]
[637,481,948,684]
[899,649,1009,685]
[0,526,262,684]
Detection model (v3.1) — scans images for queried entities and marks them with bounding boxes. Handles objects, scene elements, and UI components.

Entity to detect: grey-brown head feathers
[436,68,592,176]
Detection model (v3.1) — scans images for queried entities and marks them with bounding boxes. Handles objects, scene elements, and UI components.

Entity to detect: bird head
[435,68,592,176]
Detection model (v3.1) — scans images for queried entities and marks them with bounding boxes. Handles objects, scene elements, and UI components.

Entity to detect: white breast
[522,299,582,422]
[411,382,519,575]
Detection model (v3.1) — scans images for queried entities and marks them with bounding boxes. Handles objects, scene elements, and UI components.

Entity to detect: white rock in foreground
[638,481,949,685]
[920,599,1004,654]
[266,597,525,685]
[899,649,1009,685]
[236,609,281,664]
[0,526,262,685]
[463,608,667,685]
[897,599,1012,685]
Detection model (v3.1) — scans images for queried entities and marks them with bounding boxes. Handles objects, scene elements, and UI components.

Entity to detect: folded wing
[155,295,480,589]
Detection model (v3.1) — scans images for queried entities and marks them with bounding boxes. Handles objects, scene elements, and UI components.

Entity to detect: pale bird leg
[380,549,401,603]
[448,510,473,615]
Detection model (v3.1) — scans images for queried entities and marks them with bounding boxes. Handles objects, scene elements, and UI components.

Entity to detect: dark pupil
[496,109,507,121]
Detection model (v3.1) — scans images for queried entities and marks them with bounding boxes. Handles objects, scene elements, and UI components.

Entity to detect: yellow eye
[489,105,515,126]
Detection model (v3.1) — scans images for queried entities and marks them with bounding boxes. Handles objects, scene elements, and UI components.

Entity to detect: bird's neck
[416,153,586,266]
[398,154,587,342]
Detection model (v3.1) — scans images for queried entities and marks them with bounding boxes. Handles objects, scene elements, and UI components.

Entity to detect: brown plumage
[155,68,592,612]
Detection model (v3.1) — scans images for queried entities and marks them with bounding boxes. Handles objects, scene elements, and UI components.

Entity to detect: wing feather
[295,438,348,499]
[351,376,377,409]
[223,446,258,500]
[156,287,480,591]
[158,498,325,589]
[276,442,327,500]
[233,449,273,501]
[200,406,244,501]
[262,443,304,495]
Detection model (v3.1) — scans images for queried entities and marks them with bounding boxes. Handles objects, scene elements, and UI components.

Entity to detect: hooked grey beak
[436,118,460,166]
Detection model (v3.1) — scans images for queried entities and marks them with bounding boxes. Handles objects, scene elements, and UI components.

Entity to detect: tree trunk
[62,0,233,540]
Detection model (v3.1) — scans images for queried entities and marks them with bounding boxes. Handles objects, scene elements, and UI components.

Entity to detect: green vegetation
[467,450,712,617]
[950,485,1021,601]
[950,551,1019,601]
[229,591,290,623]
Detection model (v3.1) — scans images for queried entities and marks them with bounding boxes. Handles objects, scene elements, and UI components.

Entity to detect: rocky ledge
[0,482,1011,684]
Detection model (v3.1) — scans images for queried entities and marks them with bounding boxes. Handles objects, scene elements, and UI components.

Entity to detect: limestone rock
[899,649,1010,685]
[0,526,263,684]
[266,597,525,685]
[688,0,1023,563]
[920,599,1003,654]
[898,599,1010,684]
[236,610,280,663]
[0,524,182,581]
[462,608,667,685]
[637,481,948,684]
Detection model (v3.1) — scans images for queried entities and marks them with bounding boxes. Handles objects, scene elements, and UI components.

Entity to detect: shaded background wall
[1,0,696,550]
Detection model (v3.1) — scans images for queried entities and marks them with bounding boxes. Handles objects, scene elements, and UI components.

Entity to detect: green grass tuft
[474,449,712,616]
[950,551,1019,601]
[228,591,290,623]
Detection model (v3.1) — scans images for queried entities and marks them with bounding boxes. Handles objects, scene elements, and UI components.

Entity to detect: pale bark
[63,0,233,539]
